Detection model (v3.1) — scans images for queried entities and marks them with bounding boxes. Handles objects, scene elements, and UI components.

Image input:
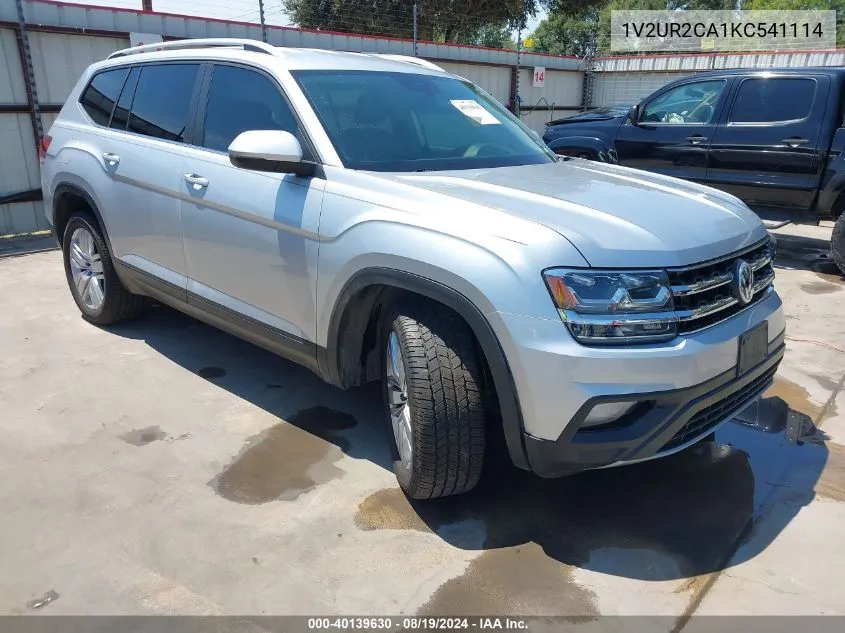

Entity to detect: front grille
[660,363,778,452]
[668,238,775,334]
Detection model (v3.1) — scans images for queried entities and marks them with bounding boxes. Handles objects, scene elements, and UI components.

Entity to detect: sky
[58,1,547,34]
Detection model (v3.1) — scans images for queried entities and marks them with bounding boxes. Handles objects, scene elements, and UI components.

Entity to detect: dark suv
[543,68,845,273]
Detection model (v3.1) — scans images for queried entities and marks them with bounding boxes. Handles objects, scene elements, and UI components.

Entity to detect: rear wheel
[62,213,146,325]
[382,301,487,499]
[832,212,845,275]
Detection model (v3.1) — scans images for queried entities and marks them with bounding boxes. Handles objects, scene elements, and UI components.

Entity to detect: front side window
[202,64,306,155]
[127,64,200,142]
[292,70,555,172]
[79,68,129,127]
[642,80,726,124]
[729,78,816,124]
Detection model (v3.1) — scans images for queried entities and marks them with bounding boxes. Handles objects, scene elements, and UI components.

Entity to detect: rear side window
[127,64,200,142]
[201,64,305,155]
[79,68,129,126]
[729,78,816,123]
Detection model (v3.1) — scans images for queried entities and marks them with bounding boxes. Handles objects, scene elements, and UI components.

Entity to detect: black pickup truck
[542,68,845,273]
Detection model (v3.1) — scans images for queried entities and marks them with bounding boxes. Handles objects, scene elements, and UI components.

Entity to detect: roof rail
[108,38,277,60]
[370,54,445,72]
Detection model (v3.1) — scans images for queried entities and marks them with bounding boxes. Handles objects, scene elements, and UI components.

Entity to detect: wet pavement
[0,223,843,622]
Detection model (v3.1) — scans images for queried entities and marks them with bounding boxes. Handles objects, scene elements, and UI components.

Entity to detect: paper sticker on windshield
[450,99,501,125]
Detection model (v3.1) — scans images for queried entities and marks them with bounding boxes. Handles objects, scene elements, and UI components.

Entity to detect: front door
[705,75,830,213]
[180,63,325,365]
[615,78,731,183]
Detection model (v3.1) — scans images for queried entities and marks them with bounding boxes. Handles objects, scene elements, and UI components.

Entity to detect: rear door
[101,62,204,293]
[615,78,731,183]
[705,75,830,213]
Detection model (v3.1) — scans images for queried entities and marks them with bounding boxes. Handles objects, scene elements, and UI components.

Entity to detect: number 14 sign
[533,67,545,88]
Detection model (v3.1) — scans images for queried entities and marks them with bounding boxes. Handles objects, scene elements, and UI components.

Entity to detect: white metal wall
[591,71,694,108]
[28,31,129,104]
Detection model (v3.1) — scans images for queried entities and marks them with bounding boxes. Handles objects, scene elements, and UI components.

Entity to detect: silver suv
[41,39,785,499]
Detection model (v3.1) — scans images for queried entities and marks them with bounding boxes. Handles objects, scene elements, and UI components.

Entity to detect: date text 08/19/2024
[307,617,529,630]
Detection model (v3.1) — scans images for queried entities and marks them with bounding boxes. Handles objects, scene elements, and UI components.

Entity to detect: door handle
[102,152,120,166]
[782,137,809,148]
[686,135,707,145]
[183,173,209,188]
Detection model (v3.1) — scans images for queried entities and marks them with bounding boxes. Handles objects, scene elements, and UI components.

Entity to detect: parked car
[543,68,845,274]
[41,39,784,499]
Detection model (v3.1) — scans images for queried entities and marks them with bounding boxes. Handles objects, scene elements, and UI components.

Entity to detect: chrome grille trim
[667,237,776,334]
[670,271,733,297]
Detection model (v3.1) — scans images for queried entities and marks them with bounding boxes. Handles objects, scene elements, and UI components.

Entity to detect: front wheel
[382,302,487,499]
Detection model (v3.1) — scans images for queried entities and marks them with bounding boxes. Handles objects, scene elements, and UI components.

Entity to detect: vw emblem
[733,259,755,305]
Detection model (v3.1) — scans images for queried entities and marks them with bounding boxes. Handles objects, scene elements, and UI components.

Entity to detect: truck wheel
[62,212,146,325]
[833,212,845,276]
[382,301,486,499]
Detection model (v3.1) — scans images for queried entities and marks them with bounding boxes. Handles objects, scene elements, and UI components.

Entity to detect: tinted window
[642,80,726,124]
[80,68,129,126]
[110,67,139,131]
[729,78,816,123]
[202,65,304,154]
[127,64,200,142]
[293,70,553,171]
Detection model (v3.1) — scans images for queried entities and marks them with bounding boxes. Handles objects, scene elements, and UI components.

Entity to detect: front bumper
[523,330,784,477]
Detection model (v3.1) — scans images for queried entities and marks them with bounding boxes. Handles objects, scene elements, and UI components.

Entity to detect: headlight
[543,269,678,344]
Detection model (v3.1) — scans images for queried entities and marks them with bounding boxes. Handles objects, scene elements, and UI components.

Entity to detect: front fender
[544,135,617,163]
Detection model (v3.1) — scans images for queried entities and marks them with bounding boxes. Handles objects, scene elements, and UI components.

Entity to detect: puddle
[418,544,599,617]
[121,426,166,446]
[198,366,226,379]
[210,407,356,504]
[355,488,431,533]
[817,442,845,502]
[26,590,59,610]
[764,376,823,420]
[800,281,842,295]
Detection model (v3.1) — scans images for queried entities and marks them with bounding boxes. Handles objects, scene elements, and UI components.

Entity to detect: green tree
[283,0,541,45]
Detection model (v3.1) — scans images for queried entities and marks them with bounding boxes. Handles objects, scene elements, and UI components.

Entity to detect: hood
[383,161,767,268]
[546,105,632,127]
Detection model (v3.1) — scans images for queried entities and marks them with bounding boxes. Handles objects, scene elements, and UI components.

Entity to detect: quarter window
[127,64,200,142]
[202,65,305,155]
[79,68,129,127]
[642,80,726,124]
[729,78,816,124]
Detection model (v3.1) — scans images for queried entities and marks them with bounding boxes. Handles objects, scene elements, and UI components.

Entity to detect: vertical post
[515,19,522,117]
[14,0,42,146]
[142,0,153,10]
[258,0,268,43]
[413,2,418,57]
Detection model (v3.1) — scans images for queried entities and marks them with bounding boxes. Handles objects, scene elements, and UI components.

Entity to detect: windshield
[292,70,556,172]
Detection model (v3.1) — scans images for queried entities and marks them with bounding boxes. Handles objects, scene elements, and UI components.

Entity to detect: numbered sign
[533,67,545,88]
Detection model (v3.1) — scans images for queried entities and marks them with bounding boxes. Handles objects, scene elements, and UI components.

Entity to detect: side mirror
[228,130,315,177]
[628,104,641,126]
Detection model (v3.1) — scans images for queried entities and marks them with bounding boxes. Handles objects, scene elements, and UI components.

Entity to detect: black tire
[62,212,146,325]
[382,301,487,499]
[832,212,845,276]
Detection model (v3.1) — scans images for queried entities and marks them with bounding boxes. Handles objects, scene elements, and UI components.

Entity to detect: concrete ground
[1,223,844,625]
